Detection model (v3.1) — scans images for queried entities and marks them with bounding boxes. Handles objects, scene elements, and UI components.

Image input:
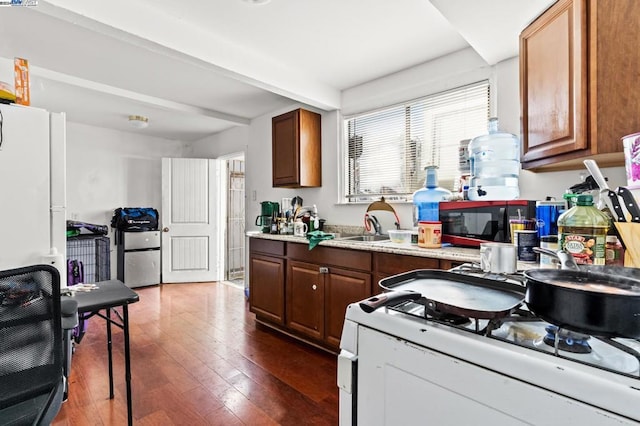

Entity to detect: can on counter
[535,200,565,239]
[418,221,442,248]
[514,229,538,262]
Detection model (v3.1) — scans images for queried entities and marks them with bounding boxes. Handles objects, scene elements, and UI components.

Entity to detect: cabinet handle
[312,284,317,290]
[319,267,329,274]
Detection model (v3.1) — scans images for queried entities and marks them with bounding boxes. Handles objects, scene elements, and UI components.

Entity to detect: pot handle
[533,247,579,270]
[557,250,580,270]
[359,291,422,313]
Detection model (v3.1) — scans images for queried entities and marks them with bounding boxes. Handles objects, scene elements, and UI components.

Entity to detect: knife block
[614,222,640,268]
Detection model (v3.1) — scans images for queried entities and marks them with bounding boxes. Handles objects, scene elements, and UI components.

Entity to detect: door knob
[163,227,170,232]
[312,284,317,290]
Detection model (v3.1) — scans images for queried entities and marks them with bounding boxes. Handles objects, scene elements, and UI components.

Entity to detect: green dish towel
[307,231,335,250]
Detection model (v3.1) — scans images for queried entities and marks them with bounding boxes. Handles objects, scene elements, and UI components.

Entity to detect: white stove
[337,267,640,425]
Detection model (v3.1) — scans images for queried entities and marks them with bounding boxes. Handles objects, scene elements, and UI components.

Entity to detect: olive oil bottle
[557,194,610,265]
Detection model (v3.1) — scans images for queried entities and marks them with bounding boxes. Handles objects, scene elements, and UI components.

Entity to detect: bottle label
[559,233,606,265]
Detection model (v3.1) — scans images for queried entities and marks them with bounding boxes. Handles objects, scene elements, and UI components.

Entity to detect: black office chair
[0,264,77,426]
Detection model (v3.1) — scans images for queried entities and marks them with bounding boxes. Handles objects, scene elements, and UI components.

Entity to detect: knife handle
[617,187,640,222]
[607,190,627,222]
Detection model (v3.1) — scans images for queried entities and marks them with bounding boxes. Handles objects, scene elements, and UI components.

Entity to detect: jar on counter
[418,221,442,248]
[605,235,625,266]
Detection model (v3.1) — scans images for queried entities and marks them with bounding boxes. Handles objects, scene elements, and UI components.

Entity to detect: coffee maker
[255,201,280,233]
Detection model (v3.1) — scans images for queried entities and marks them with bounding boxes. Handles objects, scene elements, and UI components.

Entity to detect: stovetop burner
[383,265,640,378]
[541,325,592,354]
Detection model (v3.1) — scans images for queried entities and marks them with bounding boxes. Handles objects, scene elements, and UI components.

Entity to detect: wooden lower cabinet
[249,237,471,353]
[249,254,285,325]
[286,260,324,340]
[324,268,371,348]
[286,258,371,350]
[249,239,286,325]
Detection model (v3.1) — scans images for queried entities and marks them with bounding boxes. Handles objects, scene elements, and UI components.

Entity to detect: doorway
[224,155,245,287]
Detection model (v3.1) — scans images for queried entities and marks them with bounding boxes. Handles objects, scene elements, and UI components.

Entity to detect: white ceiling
[0,0,555,141]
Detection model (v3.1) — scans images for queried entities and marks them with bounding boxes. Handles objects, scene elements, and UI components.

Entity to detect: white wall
[66,122,189,277]
[191,48,627,232]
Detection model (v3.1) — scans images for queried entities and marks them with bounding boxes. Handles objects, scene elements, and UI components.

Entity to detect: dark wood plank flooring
[53,282,339,425]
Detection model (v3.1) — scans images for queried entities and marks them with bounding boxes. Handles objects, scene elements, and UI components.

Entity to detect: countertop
[247,231,481,263]
[247,232,543,271]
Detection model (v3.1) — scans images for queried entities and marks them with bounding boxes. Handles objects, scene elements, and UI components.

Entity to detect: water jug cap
[425,165,439,187]
[488,117,499,133]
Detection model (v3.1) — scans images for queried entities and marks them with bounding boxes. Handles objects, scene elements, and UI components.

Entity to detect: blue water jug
[412,166,451,226]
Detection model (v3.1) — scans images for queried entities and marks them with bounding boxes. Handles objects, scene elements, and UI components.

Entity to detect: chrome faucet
[366,215,382,235]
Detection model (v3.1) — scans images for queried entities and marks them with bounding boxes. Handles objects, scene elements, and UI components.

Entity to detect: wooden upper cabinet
[520,0,640,171]
[272,108,322,187]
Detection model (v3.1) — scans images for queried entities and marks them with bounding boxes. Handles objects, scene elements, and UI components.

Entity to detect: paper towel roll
[42,247,66,287]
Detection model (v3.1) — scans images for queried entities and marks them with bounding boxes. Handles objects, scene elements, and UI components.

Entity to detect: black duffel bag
[111,207,159,231]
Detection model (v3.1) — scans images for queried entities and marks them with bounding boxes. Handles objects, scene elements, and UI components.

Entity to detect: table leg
[106,307,114,399]
[123,304,132,426]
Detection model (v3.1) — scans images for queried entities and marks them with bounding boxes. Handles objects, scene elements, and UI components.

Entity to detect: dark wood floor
[52,282,339,425]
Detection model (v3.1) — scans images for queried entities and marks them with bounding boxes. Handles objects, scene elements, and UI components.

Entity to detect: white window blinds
[344,80,490,203]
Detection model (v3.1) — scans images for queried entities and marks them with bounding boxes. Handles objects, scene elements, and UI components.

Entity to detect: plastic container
[467,117,520,201]
[557,194,610,265]
[412,166,451,226]
[418,221,442,248]
[388,230,411,245]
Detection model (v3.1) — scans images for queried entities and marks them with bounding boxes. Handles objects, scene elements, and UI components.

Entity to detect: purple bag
[67,259,84,285]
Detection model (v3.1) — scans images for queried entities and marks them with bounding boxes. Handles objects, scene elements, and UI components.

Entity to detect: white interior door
[161,158,222,283]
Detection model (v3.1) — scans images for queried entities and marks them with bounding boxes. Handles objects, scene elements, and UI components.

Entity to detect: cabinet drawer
[287,243,371,271]
[250,238,285,256]
[374,252,439,276]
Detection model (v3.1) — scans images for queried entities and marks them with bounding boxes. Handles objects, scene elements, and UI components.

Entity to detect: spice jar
[605,235,625,266]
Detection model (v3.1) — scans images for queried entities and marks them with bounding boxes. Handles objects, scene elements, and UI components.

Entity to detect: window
[343,80,490,203]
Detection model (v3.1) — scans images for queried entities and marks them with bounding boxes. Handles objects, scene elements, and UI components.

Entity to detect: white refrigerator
[0,103,66,280]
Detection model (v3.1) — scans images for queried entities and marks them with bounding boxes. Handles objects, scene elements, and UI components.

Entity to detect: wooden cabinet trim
[287,242,371,271]
[250,238,285,257]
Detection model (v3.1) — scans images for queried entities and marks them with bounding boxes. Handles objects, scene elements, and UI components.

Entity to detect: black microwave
[439,200,537,247]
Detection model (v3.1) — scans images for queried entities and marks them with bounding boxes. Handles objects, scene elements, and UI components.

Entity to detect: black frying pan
[525,249,640,338]
[360,269,525,318]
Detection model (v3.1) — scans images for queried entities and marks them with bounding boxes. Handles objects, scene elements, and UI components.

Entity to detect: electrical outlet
[252,190,257,201]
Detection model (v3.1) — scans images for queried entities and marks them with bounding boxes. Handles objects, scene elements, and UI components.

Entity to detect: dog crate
[66,235,111,284]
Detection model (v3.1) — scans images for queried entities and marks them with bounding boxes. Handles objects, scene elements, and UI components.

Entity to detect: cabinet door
[272,108,321,188]
[249,254,285,325]
[520,0,587,163]
[272,110,299,186]
[325,267,371,349]
[287,260,324,340]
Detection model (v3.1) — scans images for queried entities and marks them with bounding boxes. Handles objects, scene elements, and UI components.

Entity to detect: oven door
[354,325,636,426]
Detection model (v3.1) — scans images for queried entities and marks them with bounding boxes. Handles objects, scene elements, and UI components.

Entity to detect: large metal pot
[524,249,640,338]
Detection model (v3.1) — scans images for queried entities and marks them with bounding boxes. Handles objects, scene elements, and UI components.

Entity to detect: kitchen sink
[338,234,390,242]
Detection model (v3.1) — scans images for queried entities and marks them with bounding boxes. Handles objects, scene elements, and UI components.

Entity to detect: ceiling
[0,0,555,141]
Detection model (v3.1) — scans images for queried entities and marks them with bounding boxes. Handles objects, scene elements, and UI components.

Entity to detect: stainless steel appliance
[439,200,536,247]
[116,231,161,288]
[338,266,640,425]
